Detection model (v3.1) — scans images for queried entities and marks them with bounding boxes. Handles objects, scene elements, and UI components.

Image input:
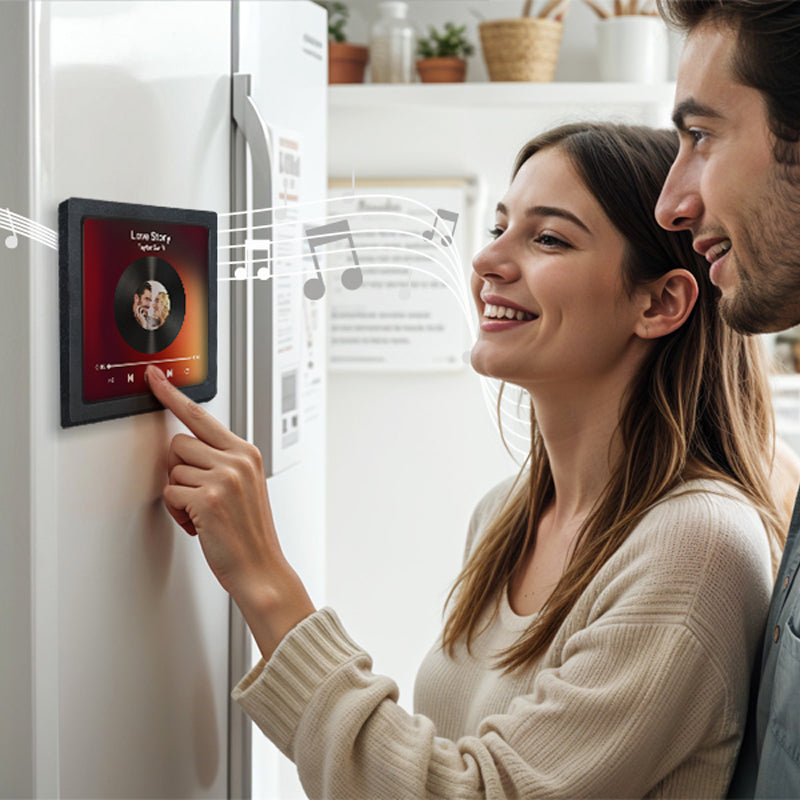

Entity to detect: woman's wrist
[233,570,316,661]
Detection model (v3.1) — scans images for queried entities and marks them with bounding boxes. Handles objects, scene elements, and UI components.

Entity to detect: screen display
[82,216,209,402]
[59,197,217,427]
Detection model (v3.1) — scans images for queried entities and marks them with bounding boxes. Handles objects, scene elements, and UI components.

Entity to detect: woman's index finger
[146,365,234,450]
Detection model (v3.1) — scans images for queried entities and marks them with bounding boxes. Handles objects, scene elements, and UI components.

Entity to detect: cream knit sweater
[234,478,772,799]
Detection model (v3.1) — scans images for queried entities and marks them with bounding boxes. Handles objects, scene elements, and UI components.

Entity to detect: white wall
[326,0,677,708]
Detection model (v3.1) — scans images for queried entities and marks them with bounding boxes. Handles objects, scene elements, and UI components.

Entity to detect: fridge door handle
[232,73,272,221]
[230,72,275,479]
[228,71,275,800]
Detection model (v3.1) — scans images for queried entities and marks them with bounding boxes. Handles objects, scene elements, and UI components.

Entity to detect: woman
[149,289,170,329]
[146,122,782,798]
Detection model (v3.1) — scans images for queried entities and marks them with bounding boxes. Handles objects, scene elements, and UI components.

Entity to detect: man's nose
[655,162,703,232]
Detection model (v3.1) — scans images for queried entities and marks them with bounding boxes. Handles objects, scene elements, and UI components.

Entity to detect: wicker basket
[479,18,563,82]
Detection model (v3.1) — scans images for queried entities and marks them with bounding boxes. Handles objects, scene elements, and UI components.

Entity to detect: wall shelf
[329,81,677,110]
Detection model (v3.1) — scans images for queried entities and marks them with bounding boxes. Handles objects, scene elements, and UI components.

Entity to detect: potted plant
[315,1,369,84]
[416,22,475,83]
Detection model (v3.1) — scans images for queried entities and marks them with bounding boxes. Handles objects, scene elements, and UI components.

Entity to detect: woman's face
[470,147,650,394]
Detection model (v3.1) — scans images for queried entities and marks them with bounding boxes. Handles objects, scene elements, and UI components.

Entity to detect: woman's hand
[146,365,315,659]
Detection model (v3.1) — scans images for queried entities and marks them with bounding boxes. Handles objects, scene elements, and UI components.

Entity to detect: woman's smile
[480,293,539,331]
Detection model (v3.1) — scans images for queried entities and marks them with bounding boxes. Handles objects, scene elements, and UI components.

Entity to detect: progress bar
[96,355,200,371]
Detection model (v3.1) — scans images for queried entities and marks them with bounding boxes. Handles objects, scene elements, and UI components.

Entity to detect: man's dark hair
[658,0,800,163]
[134,280,152,297]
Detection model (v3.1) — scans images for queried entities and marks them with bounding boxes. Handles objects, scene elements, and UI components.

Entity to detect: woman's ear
[634,269,699,339]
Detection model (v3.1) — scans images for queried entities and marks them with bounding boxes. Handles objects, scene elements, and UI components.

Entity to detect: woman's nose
[471,236,519,282]
[655,161,703,232]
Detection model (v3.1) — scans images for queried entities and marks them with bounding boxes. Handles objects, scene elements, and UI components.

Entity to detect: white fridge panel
[26,2,232,797]
[237,0,327,599]
[0,2,34,796]
[236,3,328,798]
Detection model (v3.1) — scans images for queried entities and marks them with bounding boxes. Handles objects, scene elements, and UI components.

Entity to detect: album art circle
[113,257,186,353]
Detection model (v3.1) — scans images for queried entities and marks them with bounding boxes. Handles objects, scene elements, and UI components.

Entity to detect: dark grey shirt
[729,490,800,798]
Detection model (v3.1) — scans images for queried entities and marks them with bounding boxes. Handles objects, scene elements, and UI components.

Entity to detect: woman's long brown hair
[442,122,783,673]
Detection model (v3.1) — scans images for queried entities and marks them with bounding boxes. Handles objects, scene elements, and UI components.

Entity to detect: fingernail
[145,365,164,384]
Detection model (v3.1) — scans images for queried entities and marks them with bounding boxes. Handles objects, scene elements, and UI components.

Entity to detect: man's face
[136,288,152,312]
[655,21,800,334]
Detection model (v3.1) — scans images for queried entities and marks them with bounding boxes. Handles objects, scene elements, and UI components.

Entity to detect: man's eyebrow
[495,202,591,234]
[672,98,723,131]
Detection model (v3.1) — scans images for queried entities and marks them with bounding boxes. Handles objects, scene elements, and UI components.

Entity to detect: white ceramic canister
[596,15,669,82]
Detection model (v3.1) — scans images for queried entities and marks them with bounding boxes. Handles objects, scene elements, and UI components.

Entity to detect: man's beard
[719,166,800,335]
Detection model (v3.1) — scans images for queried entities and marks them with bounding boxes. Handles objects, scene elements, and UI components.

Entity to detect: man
[655,1,800,796]
[132,281,153,330]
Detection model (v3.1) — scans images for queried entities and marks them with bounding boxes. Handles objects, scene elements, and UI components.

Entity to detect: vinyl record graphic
[113,256,185,353]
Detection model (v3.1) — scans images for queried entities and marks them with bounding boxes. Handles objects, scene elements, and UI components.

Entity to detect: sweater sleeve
[232,487,771,800]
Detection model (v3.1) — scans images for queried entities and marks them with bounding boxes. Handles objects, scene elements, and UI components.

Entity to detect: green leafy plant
[314,1,350,43]
[416,22,475,60]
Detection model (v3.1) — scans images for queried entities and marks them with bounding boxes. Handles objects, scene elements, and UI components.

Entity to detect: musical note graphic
[303,219,362,300]
[422,208,459,246]
[240,239,272,281]
[0,207,57,250]
[3,208,19,249]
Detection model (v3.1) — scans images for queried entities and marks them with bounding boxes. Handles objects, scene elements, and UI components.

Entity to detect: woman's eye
[535,233,569,248]
[487,226,504,240]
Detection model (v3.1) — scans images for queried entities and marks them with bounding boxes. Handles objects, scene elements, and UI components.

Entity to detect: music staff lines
[219,245,470,297]
[1,207,58,250]
[219,252,470,304]
[221,235,464,274]
[219,207,457,241]
[219,209,462,272]
[219,259,472,319]
[221,231,461,272]
[218,192,452,223]
[480,380,532,461]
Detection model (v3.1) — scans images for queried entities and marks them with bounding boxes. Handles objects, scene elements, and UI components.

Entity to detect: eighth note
[422,208,459,246]
[238,238,272,282]
[3,208,19,249]
[303,219,363,300]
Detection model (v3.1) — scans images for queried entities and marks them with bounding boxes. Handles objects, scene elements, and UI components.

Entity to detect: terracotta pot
[416,57,467,83]
[329,42,369,84]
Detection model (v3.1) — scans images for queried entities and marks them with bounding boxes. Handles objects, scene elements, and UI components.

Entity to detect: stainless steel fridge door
[1,2,232,797]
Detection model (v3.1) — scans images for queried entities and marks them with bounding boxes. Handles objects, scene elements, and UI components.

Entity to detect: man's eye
[688,128,708,145]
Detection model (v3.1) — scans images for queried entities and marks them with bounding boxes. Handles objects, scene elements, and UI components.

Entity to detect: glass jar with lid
[369,1,416,83]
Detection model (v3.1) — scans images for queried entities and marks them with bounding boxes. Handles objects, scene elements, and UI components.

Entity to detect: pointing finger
[146,365,234,451]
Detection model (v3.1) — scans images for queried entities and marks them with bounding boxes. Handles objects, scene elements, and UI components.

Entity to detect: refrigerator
[0,2,327,798]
